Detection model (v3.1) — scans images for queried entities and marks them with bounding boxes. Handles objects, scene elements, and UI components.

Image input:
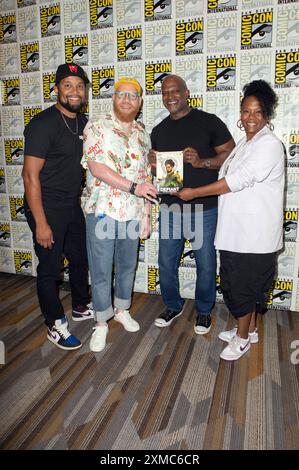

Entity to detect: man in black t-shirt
[149,75,235,335]
[22,63,92,351]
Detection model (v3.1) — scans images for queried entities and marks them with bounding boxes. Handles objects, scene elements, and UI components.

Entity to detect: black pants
[25,202,89,327]
[220,250,276,318]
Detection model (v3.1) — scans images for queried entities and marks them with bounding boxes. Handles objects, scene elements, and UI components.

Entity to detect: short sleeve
[81,120,105,169]
[24,117,51,159]
[211,115,233,148]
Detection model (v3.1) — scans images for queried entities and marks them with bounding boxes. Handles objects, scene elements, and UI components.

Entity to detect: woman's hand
[176,188,196,201]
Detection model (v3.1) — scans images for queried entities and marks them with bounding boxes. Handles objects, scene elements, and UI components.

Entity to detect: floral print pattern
[81,113,151,222]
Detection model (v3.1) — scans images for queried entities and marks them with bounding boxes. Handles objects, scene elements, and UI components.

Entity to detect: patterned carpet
[0,273,299,450]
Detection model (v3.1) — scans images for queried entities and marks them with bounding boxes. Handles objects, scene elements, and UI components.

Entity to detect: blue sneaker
[47,317,82,350]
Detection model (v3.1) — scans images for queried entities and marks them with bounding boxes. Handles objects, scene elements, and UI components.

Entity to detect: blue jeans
[158,205,217,316]
[86,214,140,322]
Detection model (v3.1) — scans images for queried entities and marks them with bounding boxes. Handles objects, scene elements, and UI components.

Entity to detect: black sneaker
[72,302,94,322]
[194,314,211,335]
[47,317,82,350]
[154,306,184,328]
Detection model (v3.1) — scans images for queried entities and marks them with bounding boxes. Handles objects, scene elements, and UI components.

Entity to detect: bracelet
[129,182,137,195]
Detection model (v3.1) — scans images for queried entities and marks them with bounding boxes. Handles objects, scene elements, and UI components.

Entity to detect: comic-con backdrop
[0,0,299,311]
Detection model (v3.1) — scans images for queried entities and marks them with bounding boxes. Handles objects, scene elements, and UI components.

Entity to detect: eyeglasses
[114,91,140,101]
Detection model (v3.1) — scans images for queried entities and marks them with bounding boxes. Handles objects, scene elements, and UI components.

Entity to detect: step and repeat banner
[0,0,299,311]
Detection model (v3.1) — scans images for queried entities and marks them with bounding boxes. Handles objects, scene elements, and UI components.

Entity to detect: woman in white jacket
[177,80,285,361]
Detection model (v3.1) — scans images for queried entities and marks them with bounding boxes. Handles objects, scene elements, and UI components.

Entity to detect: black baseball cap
[55,63,89,85]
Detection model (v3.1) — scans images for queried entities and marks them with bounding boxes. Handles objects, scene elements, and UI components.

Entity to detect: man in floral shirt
[82,77,157,352]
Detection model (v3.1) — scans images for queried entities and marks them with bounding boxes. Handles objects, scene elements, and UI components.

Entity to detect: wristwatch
[129,182,137,195]
[203,159,211,168]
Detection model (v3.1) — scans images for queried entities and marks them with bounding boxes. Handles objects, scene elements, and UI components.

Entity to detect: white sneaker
[89,324,108,352]
[218,327,258,344]
[220,334,251,361]
[114,310,140,332]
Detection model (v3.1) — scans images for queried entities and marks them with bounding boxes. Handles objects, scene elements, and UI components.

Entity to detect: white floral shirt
[81,113,151,222]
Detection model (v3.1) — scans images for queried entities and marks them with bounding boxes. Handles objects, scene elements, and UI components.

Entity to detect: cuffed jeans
[86,214,140,322]
[158,204,217,316]
[25,202,89,327]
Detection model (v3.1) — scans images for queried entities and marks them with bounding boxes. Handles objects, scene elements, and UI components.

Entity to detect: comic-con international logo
[267,279,293,309]
[275,50,299,88]
[40,4,61,37]
[0,223,11,247]
[9,196,25,222]
[80,102,89,117]
[147,265,160,294]
[89,0,113,30]
[20,42,40,72]
[43,72,56,103]
[207,0,237,13]
[145,61,172,95]
[23,106,42,127]
[180,243,195,268]
[0,168,5,194]
[176,20,203,56]
[14,250,32,274]
[0,13,17,43]
[187,95,203,109]
[144,0,172,22]
[2,78,20,106]
[241,10,273,49]
[17,0,36,6]
[287,132,299,167]
[207,55,236,91]
[284,209,298,242]
[64,35,88,66]
[61,256,70,280]
[138,239,145,262]
[92,67,114,99]
[117,27,142,61]
[5,139,24,166]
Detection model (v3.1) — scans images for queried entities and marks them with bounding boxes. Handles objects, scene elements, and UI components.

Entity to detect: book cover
[156,151,183,193]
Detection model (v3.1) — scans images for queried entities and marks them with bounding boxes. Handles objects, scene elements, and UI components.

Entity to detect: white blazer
[215,126,285,253]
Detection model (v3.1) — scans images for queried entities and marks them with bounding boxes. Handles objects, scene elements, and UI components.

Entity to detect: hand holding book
[156,151,184,194]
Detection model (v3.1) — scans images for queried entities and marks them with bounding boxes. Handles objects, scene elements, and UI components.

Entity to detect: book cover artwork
[156,151,183,193]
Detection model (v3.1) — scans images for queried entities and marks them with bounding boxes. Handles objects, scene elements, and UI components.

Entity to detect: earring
[267,122,274,131]
[237,119,244,131]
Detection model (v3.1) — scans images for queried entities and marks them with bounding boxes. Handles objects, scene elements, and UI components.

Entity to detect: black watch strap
[129,182,137,195]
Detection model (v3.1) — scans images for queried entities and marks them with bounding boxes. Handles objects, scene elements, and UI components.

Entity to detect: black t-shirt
[151,108,233,210]
[24,105,87,208]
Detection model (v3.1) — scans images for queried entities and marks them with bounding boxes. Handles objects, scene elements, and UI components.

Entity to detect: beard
[57,94,83,113]
[113,103,138,123]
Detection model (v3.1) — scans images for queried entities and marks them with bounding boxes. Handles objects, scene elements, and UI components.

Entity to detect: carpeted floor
[0,272,299,450]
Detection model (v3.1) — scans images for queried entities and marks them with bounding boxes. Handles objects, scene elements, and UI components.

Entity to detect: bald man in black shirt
[149,75,235,335]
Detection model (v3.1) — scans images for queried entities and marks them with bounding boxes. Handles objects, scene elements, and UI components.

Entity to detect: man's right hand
[135,182,158,203]
[36,222,54,249]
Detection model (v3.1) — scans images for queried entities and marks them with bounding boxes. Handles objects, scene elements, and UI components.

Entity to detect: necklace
[60,112,78,135]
